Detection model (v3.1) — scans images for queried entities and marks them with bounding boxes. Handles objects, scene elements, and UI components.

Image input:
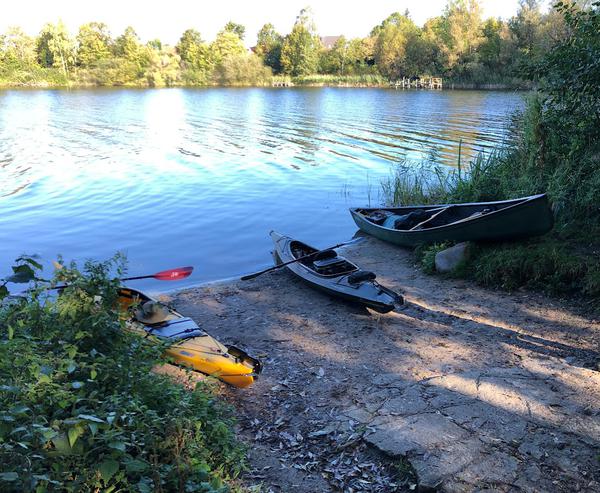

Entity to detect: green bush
[0,255,243,492]
[212,54,272,86]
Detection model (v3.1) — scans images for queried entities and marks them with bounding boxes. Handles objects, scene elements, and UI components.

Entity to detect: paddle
[409,205,453,231]
[52,266,194,289]
[241,238,363,281]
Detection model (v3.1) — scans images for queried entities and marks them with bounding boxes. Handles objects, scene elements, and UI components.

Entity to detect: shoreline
[166,236,600,492]
[0,81,528,91]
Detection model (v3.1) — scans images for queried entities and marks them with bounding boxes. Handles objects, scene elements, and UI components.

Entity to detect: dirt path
[166,237,600,492]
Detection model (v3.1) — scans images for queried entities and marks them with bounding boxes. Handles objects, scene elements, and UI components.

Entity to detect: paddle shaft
[241,238,362,281]
[52,266,193,290]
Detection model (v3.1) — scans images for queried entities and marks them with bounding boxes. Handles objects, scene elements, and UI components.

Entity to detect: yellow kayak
[118,287,261,388]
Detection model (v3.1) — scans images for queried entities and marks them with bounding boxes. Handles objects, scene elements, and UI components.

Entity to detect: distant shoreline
[0,81,527,91]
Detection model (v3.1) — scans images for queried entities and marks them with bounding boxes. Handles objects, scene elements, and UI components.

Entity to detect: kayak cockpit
[290,240,358,277]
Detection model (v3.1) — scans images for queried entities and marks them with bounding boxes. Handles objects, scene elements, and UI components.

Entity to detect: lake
[0,87,523,292]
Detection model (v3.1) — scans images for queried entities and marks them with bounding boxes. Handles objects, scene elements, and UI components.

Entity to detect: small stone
[435,242,471,273]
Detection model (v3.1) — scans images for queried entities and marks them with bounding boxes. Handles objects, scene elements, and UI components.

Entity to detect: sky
[1,0,545,46]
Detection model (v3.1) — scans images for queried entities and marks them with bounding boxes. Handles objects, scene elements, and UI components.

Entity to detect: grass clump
[0,255,243,492]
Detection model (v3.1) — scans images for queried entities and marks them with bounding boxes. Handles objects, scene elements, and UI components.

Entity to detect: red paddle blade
[153,266,194,281]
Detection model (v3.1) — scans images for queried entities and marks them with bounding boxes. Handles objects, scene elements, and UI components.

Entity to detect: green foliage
[36,21,76,76]
[281,8,321,76]
[0,2,591,87]
[176,29,212,75]
[76,22,111,68]
[466,239,599,295]
[415,243,452,274]
[255,23,283,73]
[212,53,272,86]
[0,27,37,68]
[113,26,142,63]
[292,73,386,86]
[75,58,143,86]
[223,22,246,41]
[210,30,246,65]
[373,13,422,78]
[144,46,181,87]
[0,256,244,492]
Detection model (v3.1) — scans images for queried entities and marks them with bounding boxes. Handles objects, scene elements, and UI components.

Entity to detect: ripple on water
[0,88,523,289]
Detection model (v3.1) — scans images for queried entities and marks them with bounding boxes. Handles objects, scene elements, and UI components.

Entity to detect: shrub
[0,255,243,492]
[212,54,272,86]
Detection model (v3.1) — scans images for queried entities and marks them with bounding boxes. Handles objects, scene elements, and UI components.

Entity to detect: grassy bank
[0,256,244,492]
[379,4,600,302]
[382,99,599,300]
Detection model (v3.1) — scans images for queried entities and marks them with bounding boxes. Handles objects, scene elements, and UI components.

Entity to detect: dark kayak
[349,193,553,248]
[270,231,403,313]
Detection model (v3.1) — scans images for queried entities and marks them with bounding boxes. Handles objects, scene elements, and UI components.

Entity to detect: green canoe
[349,193,554,248]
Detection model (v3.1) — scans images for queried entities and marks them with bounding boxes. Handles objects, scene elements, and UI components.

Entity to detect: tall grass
[292,73,388,86]
[381,146,508,207]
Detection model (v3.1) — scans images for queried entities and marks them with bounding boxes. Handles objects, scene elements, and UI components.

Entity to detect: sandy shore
[164,236,600,492]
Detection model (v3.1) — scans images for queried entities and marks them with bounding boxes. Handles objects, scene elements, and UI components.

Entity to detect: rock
[435,242,471,273]
[365,414,485,490]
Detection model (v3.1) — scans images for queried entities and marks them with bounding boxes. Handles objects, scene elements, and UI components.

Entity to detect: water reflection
[0,88,522,289]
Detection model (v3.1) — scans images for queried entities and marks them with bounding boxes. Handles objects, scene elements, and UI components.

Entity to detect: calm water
[0,88,522,292]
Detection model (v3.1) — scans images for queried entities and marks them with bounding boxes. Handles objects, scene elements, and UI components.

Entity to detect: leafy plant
[0,256,243,492]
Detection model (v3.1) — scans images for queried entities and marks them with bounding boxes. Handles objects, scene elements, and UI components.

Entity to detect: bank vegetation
[0,256,245,492]
[0,1,581,88]
[382,1,600,301]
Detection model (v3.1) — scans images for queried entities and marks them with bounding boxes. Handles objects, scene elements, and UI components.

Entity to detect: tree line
[0,0,591,87]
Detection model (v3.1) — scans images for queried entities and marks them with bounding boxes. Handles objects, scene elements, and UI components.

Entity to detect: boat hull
[350,194,553,248]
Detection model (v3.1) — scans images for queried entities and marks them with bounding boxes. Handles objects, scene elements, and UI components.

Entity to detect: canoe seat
[347,270,377,284]
[383,210,431,230]
[144,317,206,340]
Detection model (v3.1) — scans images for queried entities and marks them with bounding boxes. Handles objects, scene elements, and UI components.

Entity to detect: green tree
[144,45,180,87]
[373,12,421,78]
[281,7,322,76]
[479,18,515,75]
[147,38,162,50]
[319,36,348,74]
[1,27,36,67]
[36,21,76,76]
[527,0,600,152]
[255,23,283,73]
[224,21,246,40]
[76,22,111,67]
[176,28,212,75]
[210,30,245,64]
[113,26,141,62]
[509,0,543,56]
[437,0,483,70]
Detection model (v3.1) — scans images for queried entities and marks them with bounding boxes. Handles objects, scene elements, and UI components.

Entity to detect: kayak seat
[312,249,337,261]
[144,317,206,340]
[313,256,348,274]
[347,270,377,284]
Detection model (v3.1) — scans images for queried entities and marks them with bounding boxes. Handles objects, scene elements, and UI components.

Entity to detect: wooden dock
[272,78,294,87]
[392,77,443,90]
